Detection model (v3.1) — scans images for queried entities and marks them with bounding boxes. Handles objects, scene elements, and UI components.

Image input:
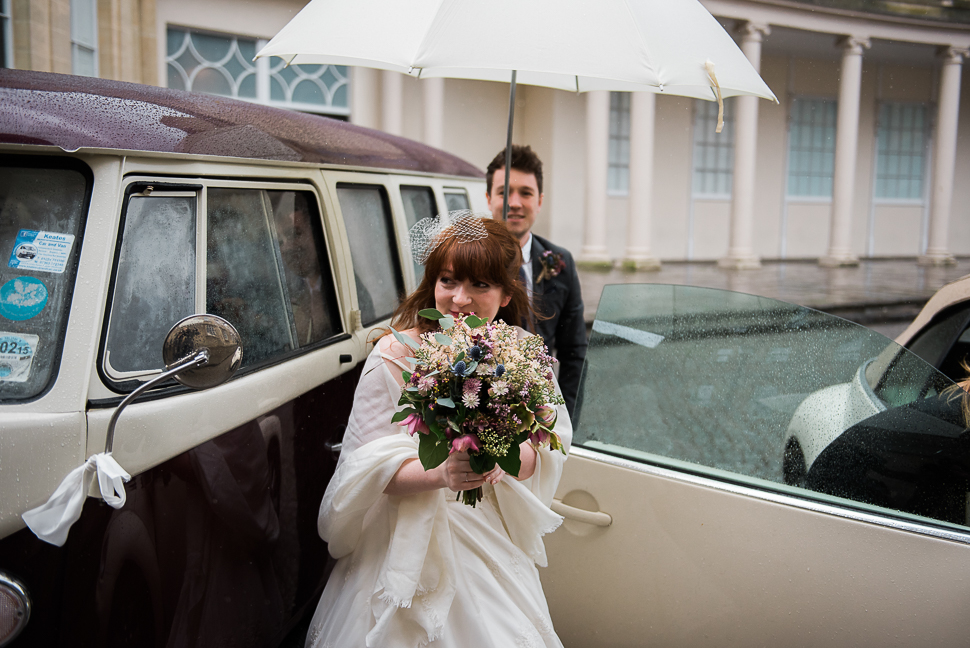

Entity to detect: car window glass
[105,192,197,376]
[575,284,968,533]
[906,303,970,371]
[0,161,88,400]
[269,190,342,347]
[105,184,341,387]
[401,185,437,282]
[444,190,470,212]
[337,184,403,326]
[206,188,294,366]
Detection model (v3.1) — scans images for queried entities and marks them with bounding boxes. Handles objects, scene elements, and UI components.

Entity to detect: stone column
[423,77,445,149]
[351,67,380,130]
[719,22,770,270]
[821,36,870,267]
[622,91,660,270]
[580,90,612,266]
[382,69,403,136]
[920,47,968,266]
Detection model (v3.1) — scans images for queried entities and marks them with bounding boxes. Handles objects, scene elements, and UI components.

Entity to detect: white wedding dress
[305,336,571,648]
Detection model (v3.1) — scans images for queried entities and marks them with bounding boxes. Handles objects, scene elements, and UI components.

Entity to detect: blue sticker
[0,277,49,321]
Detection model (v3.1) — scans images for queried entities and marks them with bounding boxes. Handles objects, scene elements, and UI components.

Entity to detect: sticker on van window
[0,333,39,382]
[0,277,49,321]
[8,230,76,274]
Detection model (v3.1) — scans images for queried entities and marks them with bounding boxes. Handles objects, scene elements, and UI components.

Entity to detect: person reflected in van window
[305,214,571,647]
[274,193,333,346]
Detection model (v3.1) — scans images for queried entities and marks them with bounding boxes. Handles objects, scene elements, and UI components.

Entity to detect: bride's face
[434,264,511,322]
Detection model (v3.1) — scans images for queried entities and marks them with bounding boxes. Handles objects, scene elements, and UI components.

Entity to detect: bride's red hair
[390,218,533,334]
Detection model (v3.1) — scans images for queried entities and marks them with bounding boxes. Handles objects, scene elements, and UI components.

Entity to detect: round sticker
[0,277,49,321]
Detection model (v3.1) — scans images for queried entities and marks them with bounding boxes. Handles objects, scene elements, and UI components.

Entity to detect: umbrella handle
[502,70,518,221]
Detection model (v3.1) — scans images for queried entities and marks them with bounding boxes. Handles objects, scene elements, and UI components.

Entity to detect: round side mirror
[162,314,243,390]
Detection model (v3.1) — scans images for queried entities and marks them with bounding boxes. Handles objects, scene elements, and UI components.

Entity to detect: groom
[485,145,587,416]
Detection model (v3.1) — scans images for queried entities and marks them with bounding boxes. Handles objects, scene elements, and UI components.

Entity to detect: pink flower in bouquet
[535,405,557,426]
[450,434,480,454]
[510,404,535,433]
[398,413,430,436]
[529,429,550,445]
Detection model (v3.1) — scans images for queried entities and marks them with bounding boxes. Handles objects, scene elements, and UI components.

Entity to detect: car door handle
[551,499,612,527]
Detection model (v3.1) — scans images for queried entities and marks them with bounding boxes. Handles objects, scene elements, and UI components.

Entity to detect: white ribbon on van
[22,452,130,546]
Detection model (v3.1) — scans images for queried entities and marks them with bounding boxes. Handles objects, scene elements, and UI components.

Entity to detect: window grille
[692,98,736,197]
[71,0,98,77]
[1,0,12,69]
[608,92,631,195]
[166,27,349,116]
[787,98,837,198]
[875,102,929,201]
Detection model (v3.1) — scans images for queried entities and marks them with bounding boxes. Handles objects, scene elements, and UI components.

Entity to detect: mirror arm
[104,349,210,454]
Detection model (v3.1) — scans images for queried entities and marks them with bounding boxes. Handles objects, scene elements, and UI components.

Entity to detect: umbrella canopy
[257,0,776,102]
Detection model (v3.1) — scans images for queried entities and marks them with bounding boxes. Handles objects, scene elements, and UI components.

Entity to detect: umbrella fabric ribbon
[22,452,131,546]
[704,60,724,134]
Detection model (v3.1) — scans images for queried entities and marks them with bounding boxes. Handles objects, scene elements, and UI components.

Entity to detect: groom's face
[486,166,543,242]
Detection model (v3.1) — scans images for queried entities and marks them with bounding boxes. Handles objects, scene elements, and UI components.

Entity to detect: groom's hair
[485,145,544,195]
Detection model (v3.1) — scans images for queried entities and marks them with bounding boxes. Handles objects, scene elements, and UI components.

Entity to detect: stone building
[4,0,970,267]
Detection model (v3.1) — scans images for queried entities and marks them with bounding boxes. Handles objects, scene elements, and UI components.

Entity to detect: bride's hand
[439,451,486,492]
[483,464,505,485]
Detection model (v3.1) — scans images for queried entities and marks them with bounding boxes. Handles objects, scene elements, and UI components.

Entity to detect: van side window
[104,184,341,387]
[337,184,403,326]
[400,185,437,282]
[105,192,197,376]
[444,189,470,211]
[0,159,89,401]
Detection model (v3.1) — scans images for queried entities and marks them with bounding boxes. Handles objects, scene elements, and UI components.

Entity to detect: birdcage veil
[407,210,489,266]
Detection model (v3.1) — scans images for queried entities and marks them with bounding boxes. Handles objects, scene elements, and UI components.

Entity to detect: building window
[71,0,98,77]
[875,102,929,201]
[692,98,735,197]
[166,27,349,116]
[1,0,12,69]
[608,92,631,195]
[787,98,837,198]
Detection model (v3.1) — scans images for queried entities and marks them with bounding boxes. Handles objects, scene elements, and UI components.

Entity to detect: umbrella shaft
[503,70,517,222]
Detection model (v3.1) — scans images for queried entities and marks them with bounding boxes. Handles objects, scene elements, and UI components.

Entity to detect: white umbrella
[257,0,777,216]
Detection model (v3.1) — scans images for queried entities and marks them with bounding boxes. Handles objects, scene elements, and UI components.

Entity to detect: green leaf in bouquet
[402,371,412,382]
[390,326,420,350]
[495,442,521,477]
[437,397,455,408]
[465,360,478,375]
[391,409,417,423]
[455,351,465,362]
[405,386,420,392]
[418,433,450,470]
[428,419,447,441]
[469,453,495,475]
[434,333,453,346]
[440,315,455,330]
[447,419,461,433]
[419,308,445,320]
[464,315,486,328]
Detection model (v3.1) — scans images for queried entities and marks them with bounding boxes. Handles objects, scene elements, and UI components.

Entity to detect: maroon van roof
[0,69,484,178]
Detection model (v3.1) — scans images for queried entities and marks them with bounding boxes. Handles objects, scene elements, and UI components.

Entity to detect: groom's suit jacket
[529,234,587,416]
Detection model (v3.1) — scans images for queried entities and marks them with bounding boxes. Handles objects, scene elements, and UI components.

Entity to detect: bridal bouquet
[391,311,565,506]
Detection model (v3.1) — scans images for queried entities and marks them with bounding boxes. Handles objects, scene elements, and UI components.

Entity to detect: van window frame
[99,177,346,395]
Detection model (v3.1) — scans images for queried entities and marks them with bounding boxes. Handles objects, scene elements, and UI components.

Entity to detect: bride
[305,213,571,648]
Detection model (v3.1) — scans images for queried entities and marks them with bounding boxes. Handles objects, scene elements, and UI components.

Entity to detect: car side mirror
[105,314,242,453]
[25,315,243,547]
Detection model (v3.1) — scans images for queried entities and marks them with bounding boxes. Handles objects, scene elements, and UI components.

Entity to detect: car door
[542,284,970,648]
